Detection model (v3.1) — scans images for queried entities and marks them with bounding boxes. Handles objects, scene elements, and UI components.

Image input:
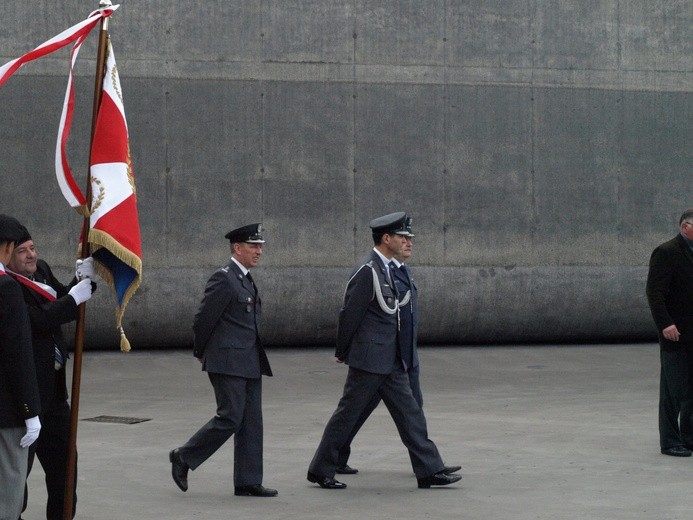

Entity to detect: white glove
[76,256,95,280]
[68,278,94,305]
[21,416,41,448]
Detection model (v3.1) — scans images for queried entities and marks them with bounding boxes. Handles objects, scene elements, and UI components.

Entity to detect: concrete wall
[0,1,690,348]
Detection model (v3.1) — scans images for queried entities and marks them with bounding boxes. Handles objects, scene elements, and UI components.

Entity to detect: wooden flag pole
[63,3,111,518]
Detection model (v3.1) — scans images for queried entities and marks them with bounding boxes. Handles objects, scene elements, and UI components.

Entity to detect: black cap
[224,223,265,244]
[369,212,414,236]
[16,224,31,245]
[0,214,25,242]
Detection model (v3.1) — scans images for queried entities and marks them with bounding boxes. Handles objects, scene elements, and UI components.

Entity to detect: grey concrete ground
[23,344,690,519]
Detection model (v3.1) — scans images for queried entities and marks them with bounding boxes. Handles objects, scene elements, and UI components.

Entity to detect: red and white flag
[87,39,142,351]
[0,6,116,88]
[0,4,142,350]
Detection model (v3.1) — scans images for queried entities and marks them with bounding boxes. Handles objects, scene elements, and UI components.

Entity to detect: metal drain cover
[83,415,151,424]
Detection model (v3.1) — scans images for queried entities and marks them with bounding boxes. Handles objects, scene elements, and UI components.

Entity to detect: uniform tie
[388,262,401,330]
[388,262,398,294]
[246,272,257,294]
[54,345,64,370]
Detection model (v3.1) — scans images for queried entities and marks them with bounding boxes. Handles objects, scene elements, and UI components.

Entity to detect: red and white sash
[6,270,57,301]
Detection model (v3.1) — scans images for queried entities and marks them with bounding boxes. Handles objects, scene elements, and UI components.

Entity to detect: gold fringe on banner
[84,227,142,352]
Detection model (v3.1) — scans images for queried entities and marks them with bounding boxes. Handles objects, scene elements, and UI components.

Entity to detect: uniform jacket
[16,259,78,409]
[393,263,419,370]
[0,271,41,427]
[335,250,400,375]
[646,234,693,349]
[193,260,272,378]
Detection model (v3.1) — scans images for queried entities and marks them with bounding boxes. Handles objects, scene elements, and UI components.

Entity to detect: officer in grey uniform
[335,217,460,477]
[307,212,461,490]
[169,223,277,497]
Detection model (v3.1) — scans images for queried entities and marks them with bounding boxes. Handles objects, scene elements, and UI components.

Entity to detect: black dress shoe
[234,484,278,497]
[661,446,692,457]
[169,448,189,491]
[417,472,462,489]
[307,471,347,489]
[442,465,461,475]
[336,464,359,474]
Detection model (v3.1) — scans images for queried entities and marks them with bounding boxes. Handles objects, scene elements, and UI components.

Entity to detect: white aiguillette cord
[370,265,398,315]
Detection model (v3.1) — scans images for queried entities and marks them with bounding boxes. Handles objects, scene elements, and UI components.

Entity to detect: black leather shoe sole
[307,471,347,489]
[661,446,692,457]
[169,449,189,492]
[234,485,278,497]
[442,465,462,475]
[417,472,462,489]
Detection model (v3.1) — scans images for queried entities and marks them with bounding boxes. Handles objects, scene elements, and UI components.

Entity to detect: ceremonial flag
[0,3,141,351]
[0,7,119,210]
[3,8,139,515]
[0,6,116,88]
[87,39,142,351]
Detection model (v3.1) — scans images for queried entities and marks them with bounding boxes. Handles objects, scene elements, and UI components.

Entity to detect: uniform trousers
[23,398,76,520]
[310,365,443,479]
[179,373,263,487]
[337,365,422,468]
[0,427,26,520]
[659,349,693,449]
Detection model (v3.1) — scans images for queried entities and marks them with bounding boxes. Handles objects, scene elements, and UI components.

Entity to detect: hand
[663,324,681,342]
[20,416,41,448]
[75,256,96,280]
[68,278,94,305]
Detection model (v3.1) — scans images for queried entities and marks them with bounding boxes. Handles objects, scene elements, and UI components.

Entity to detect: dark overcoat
[0,271,40,426]
[646,234,693,349]
[16,259,77,408]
